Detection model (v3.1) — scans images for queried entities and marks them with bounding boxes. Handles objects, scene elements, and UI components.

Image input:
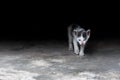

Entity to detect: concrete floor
[0,40,120,80]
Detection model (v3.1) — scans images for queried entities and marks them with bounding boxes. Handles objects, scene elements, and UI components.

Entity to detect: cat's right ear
[86,29,91,38]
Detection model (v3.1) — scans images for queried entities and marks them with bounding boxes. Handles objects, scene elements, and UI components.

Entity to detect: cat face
[76,29,90,46]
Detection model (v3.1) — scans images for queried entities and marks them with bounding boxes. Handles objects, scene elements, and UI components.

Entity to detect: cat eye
[82,32,87,38]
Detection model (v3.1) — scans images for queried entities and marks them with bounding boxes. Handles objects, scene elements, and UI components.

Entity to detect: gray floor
[0,40,120,80]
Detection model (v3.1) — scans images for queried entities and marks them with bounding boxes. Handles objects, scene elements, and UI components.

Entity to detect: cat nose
[81,42,84,46]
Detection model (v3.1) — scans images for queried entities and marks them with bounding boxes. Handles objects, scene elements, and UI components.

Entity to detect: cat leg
[73,39,79,54]
[68,26,73,50]
[79,45,85,56]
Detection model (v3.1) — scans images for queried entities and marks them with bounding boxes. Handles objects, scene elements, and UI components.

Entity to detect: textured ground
[0,40,120,80]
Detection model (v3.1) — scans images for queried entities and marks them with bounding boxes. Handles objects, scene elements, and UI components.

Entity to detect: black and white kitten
[68,24,91,56]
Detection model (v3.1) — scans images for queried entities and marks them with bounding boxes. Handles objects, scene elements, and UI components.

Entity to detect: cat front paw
[79,52,85,56]
[74,50,79,55]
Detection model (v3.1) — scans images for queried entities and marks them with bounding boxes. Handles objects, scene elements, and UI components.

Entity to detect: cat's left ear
[86,29,91,38]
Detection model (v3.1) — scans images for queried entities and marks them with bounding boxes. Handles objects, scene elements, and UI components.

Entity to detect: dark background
[1,3,120,42]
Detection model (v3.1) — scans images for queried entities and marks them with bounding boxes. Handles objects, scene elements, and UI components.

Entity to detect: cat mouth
[80,43,85,46]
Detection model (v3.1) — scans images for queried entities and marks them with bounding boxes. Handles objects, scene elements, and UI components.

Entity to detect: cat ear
[86,29,91,38]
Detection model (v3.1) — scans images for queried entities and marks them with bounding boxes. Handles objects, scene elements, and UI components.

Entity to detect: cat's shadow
[85,42,97,56]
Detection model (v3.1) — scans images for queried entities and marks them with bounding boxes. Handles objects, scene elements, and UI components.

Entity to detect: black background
[1,3,120,41]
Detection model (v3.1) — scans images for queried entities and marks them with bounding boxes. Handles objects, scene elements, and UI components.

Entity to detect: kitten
[68,24,91,56]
